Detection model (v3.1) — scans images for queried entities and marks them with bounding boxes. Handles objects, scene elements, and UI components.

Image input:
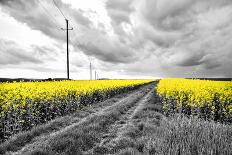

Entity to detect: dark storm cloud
[177,57,203,67]
[0,0,137,64]
[133,0,232,77]
[81,0,232,77]
[77,30,136,63]
[0,0,92,42]
[1,0,232,77]
[173,51,221,70]
[141,0,195,31]
[0,39,68,73]
[0,0,66,41]
[51,0,92,27]
[105,0,138,45]
[32,45,58,61]
[141,0,232,31]
[0,40,42,65]
[137,0,232,48]
[106,0,134,24]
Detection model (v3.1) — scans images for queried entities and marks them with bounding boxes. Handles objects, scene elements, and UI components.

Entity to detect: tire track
[85,87,155,155]
[7,83,155,155]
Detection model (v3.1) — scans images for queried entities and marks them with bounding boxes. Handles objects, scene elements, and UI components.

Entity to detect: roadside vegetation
[154,79,232,155]
[0,80,152,142]
[157,78,232,122]
[0,80,231,155]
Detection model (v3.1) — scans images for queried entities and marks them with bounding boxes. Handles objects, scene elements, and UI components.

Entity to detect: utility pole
[61,19,73,80]
[90,62,92,80]
[95,71,97,80]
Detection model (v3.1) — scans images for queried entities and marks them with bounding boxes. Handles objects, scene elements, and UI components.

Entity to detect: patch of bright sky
[0,68,59,79]
[63,0,114,36]
[0,8,54,48]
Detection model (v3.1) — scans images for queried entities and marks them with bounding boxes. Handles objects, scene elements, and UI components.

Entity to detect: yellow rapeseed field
[0,80,151,111]
[157,78,232,121]
[0,79,152,140]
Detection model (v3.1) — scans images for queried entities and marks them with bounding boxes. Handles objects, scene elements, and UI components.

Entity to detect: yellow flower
[0,79,153,113]
[157,78,232,117]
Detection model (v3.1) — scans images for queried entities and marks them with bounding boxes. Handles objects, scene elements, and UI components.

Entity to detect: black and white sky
[0,0,231,79]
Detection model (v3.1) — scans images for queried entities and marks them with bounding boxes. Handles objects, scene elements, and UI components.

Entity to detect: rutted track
[3,81,228,155]
[2,82,160,155]
[84,86,155,154]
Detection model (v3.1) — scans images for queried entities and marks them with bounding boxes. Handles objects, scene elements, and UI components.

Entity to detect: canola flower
[0,80,151,110]
[157,78,232,121]
[0,79,152,141]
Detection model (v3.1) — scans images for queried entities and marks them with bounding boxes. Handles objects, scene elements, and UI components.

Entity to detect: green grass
[0,113,84,154]
[144,114,232,155]
[0,84,231,155]
[106,91,232,155]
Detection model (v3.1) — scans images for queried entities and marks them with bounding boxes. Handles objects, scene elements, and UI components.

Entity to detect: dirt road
[1,82,231,155]
[1,82,165,155]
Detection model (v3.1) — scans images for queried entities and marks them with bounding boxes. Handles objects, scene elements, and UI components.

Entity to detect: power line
[50,0,73,79]
[39,0,81,48]
[53,0,67,20]
[61,19,73,80]
[51,0,92,80]
[67,23,80,47]
[37,0,61,29]
[51,0,74,79]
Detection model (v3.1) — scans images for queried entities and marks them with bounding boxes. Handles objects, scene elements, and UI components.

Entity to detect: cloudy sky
[0,0,231,79]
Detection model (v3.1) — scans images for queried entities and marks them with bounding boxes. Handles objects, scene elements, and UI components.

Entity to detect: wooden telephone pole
[61,19,73,79]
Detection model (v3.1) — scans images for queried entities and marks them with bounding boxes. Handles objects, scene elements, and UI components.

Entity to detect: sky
[0,0,231,79]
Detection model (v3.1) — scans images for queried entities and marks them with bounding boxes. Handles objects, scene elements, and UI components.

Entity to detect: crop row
[0,80,152,142]
[157,79,232,122]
